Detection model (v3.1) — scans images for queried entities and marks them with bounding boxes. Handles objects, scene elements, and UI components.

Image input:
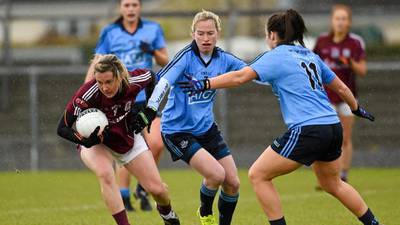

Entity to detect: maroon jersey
[66,69,152,154]
[314,32,366,104]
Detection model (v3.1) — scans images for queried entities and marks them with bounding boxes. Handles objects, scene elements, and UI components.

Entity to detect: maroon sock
[156,203,172,215]
[112,210,130,225]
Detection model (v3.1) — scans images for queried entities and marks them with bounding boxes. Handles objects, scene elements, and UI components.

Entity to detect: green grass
[0,168,398,225]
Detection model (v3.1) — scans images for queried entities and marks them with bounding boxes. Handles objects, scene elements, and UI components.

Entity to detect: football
[76,108,109,138]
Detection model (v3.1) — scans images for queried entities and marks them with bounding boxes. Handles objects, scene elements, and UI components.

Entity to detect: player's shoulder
[215,47,243,61]
[141,18,162,28]
[316,32,331,41]
[76,79,99,101]
[129,68,150,77]
[348,32,366,49]
[100,22,121,34]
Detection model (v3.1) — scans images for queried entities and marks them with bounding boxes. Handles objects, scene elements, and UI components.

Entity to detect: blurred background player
[57,54,180,225]
[314,4,367,182]
[84,0,168,211]
[179,9,380,225]
[132,10,245,225]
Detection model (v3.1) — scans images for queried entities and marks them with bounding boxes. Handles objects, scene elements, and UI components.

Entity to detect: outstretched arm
[326,76,358,111]
[326,76,375,121]
[209,66,258,89]
[179,66,258,94]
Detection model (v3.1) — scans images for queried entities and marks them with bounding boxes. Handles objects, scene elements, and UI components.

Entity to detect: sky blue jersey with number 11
[249,44,340,129]
[148,41,246,135]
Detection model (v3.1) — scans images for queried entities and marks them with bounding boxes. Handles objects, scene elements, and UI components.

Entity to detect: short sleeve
[354,38,366,61]
[153,24,166,50]
[95,27,110,54]
[317,55,336,84]
[227,53,246,71]
[156,52,187,84]
[249,52,277,83]
[65,81,96,116]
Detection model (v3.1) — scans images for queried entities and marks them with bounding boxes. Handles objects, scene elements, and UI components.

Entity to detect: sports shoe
[160,209,180,225]
[134,190,152,211]
[122,197,135,212]
[197,207,217,225]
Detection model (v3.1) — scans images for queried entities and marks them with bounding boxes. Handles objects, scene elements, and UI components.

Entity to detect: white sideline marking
[1,203,104,215]
[1,188,394,215]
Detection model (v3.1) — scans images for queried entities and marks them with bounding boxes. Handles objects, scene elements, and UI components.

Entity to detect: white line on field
[1,203,104,215]
[1,188,394,215]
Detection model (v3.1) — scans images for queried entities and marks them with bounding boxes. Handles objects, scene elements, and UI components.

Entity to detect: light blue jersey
[95,18,166,103]
[250,44,340,129]
[148,41,246,135]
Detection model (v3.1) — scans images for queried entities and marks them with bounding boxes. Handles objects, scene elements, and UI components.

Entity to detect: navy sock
[218,191,239,225]
[136,183,147,196]
[359,208,380,225]
[269,217,286,225]
[120,188,130,199]
[200,183,218,217]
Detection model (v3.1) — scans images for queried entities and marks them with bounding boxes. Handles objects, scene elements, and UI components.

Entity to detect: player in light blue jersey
[132,10,246,225]
[179,9,381,225]
[84,0,168,212]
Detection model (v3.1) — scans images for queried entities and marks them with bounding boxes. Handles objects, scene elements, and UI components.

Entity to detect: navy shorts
[132,101,162,117]
[161,123,231,164]
[271,123,343,166]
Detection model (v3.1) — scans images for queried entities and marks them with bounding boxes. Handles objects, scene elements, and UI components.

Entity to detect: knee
[319,180,341,196]
[206,169,226,186]
[224,176,240,194]
[96,170,115,187]
[146,182,168,198]
[248,165,267,185]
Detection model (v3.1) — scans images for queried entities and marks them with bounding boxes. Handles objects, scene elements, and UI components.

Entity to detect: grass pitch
[0,168,398,225]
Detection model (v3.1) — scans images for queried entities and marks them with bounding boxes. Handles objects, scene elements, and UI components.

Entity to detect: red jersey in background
[314,32,366,104]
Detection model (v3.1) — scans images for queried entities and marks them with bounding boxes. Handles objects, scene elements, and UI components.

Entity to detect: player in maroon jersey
[57,54,180,225]
[314,4,367,182]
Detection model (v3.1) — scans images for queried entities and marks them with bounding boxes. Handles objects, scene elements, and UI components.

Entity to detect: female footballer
[132,10,245,225]
[314,4,367,182]
[84,0,168,211]
[57,55,180,225]
[179,9,381,225]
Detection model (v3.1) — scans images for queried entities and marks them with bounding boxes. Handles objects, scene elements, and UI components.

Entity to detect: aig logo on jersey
[188,90,216,105]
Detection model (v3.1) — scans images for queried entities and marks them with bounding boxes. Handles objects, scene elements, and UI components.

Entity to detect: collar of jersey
[191,40,219,67]
[115,17,144,35]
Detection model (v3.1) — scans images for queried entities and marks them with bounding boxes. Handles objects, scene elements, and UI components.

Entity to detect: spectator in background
[84,0,168,212]
[314,4,367,182]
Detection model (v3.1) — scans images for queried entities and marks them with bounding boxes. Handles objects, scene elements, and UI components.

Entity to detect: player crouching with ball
[57,54,180,225]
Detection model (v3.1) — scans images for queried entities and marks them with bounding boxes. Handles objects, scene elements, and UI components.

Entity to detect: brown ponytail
[267,9,307,47]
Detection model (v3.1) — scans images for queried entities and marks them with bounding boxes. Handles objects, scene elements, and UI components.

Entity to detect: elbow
[231,73,250,87]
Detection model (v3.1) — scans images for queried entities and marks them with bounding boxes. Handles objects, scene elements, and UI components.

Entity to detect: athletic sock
[136,183,147,196]
[269,217,286,225]
[200,183,218,217]
[218,191,239,225]
[120,188,131,199]
[112,210,131,225]
[359,208,380,225]
[156,202,172,215]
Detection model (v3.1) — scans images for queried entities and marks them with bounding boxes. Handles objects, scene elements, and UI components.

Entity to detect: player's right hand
[352,105,375,122]
[139,41,154,54]
[178,73,210,96]
[132,107,157,134]
[82,126,102,148]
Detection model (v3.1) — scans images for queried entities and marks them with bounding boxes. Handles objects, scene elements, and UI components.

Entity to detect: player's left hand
[178,73,210,96]
[352,105,375,122]
[132,107,157,134]
[139,41,154,54]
